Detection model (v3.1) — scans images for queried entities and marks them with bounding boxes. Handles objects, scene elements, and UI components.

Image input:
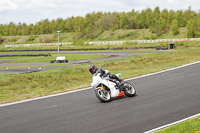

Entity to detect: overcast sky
[0,0,199,24]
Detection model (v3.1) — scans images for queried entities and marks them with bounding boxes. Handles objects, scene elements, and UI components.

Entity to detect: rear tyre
[95,89,111,102]
[124,82,136,97]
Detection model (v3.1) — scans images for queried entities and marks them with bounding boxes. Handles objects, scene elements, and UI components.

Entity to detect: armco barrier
[4,38,200,48]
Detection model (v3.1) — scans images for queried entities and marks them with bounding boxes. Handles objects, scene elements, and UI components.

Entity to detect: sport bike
[91,73,136,102]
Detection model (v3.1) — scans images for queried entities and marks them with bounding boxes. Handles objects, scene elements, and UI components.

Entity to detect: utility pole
[56,31,61,56]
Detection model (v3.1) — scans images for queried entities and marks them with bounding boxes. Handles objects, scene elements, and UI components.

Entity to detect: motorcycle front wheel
[124,82,136,97]
[95,89,111,102]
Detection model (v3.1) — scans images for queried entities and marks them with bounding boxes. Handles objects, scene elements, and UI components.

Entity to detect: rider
[89,65,125,86]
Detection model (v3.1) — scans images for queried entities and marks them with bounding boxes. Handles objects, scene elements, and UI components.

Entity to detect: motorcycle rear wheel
[124,82,136,97]
[95,89,111,102]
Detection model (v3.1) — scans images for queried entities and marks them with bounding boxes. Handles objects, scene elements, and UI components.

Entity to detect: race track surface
[0,62,200,133]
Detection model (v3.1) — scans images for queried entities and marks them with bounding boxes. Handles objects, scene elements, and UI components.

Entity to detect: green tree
[50,20,57,33]
[57,18,65,32]
[183,6,195,25]
[96,14,117,30]
[0,34,2,44]
[16,22,23,35]
[150,7,161,34]
[0,7,200,39]
[136,10,146,29]
[175,10,184,27]
[187,19,195,38]
[145,8,152,29]
[119,12,129,29]
[126,11,136,29]
[21,23,27,35]
[8,22,17,36]
[159,9,169,33]
[170,19,179,35]
[168,10,175,24]
[74,16,85,32]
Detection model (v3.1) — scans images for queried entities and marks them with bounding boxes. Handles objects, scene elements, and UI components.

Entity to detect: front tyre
[124,82,136,97]
[95,89,111,102]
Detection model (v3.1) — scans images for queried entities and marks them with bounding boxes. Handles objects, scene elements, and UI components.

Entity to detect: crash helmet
[89,65,97,74]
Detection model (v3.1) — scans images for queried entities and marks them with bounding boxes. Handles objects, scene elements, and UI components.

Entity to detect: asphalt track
[0,62,200,133]
[0,50,167,56]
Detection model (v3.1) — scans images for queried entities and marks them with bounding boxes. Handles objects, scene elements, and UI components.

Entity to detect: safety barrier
[4,38,200,48]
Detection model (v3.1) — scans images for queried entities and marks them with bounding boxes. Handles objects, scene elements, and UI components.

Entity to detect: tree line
[0,7,200,39]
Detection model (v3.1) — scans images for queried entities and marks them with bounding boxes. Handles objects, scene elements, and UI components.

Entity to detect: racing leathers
[95,68,124,86]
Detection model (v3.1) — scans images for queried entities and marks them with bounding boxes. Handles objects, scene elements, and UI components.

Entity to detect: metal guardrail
[4,38,200,48]
[5,42,72,48]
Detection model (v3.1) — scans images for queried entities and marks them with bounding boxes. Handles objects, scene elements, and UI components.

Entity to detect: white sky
[0,0,199,24]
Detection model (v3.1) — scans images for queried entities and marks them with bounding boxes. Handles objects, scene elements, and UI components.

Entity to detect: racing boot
[119,80,127,91]
[117,79,125,87]
[116,80,125,92]
[120,80,125,86]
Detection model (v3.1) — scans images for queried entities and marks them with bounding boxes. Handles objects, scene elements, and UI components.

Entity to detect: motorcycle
[91,73,136,102]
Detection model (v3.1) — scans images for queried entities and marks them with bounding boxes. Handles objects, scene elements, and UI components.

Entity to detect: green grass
[0,56,35,60]
[0,47,200,104]
[0,63,73,69]
[1,27,188,45]
[0,54,109,69]
[2,33,74,45]
[92,29,152,41]
[157,27,187,39]
[156,116,200,133]
[9,54,109,63]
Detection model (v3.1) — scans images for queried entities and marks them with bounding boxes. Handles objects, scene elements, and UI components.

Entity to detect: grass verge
[0,54,109,69]
[0,63,73,69]
[9,54,110,63]
[0,48,200,104]
[156,116,200,133]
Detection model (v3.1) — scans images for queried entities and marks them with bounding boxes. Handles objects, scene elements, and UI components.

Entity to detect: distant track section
[0,53,51,57]
[0,47,163,52]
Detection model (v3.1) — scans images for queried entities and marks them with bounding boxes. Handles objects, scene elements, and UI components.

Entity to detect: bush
[150,33,157,40]
[51,34,57,43]
[0,35,2,44]
[195,32,200,38]
[43,37,52,43]
[170,19,179,35]
[144,33,157,40]
[72,39,85,46]
[123,41,138,46]
[28,35,38,42]
[176,42,185,47]
[160,43,168,48]
[8,37,19,42]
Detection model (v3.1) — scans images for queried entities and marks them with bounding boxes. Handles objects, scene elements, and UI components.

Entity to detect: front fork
[96,85,110,95]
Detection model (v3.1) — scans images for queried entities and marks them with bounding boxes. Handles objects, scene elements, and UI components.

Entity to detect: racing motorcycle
[91,73,136,102]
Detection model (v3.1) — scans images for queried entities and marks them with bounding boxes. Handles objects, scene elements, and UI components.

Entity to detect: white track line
[1,60,200,108]
[0,87,91,107]
[144,113,200,133]
[126,60,200,81]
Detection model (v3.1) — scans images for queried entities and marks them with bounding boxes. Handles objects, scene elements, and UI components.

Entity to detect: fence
[4,38,200,48]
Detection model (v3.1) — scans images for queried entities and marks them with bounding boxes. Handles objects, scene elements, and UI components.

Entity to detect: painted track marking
[144,113,200,133]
